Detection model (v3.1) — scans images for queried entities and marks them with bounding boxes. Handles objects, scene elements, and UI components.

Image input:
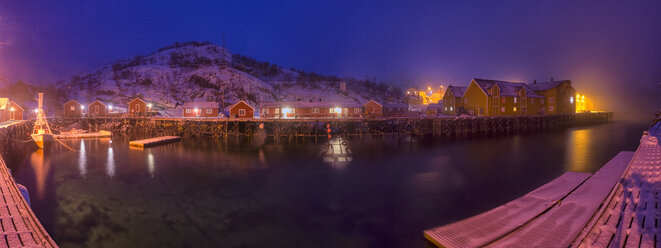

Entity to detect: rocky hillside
[57,41,402,110]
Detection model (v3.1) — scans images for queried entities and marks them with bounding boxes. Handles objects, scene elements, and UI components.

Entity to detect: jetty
[129,136,181,148]
[0,123,57,247]
[53,130,112,139]
[424,124,661,247]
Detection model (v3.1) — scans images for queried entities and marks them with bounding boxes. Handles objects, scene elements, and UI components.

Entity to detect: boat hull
[31,134,52,149]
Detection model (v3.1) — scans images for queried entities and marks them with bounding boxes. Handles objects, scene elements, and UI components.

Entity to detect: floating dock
[424,130,660,248]
[53,130,112,139]
[129,136,181,148]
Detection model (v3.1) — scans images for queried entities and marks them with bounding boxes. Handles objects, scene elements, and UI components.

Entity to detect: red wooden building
[0,98,24,121]
[64,100,83,117]
[260,101,362,119]
[182,101,219,117]
[88,100,108,117]
[363,100,383,118]
[128,98,148,117]
[228,101,255,118]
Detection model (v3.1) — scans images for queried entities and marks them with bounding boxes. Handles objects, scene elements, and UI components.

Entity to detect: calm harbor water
[0,121,652,248]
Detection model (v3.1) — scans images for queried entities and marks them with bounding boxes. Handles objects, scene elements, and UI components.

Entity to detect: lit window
[444,107,447,111]
[570,96,574,104]
[450,107,453,111]
[549,106,555,112]
[263,108,269,114]
[549,97,555,103]
[501,107,505,112]
[354,108,360,113]
[186,109,191,113]
[312,108,319,113]
[464,98,467,104]
[513,107,517,112]
[70,106,75,111]
[275,108,280,114]
[206,109,212,114]
[514,97,517,103]
[239,109,246,116]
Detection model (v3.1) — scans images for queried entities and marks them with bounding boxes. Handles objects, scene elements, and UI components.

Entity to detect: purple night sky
[0,0,659,118]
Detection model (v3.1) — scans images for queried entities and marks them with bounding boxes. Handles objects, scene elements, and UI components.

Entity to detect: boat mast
[33,93,52,134]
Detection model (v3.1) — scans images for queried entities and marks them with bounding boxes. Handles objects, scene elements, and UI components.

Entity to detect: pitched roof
[129,97,146,104]
[365,99,383,107]
[529,80,571,91]
[88,100,107,107]
[472,78,544,98]
[182,101,219,109]
[260,101,362,108]
[64,99,81,105]
[228,100,254,110]
[447,86,468,97]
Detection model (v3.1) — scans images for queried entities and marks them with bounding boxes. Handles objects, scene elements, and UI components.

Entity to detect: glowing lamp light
[9,107,14,111]
[194,108,199,113]
[80,105,84,110]
[147,103,153,108]
[34,109,38,113]
[108,105,113,111]
[570,96,574,104]
[334,107,342,114]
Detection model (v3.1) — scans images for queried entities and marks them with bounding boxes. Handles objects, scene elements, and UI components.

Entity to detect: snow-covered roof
[88,100,107,107]
[182,101,219,109]
[383,103,408,109]
[473,78,544,98]
[65,99,82,105]
[529,80,570,91]
[448,86,468,97]
[228,100,255,110]
[260,101,362,108]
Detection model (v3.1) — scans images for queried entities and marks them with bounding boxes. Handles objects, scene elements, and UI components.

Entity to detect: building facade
[426,103,443,117]
[530,80,576,115]
[64,100,83,117]
[0,99,24,121]
[182,102,219,117]
[228,101,254,118]
[442,86,467,115]
[128,98,148,117]
[463,78,544,116]
[88,100,107,117]
[363,100,383,118]
[261,102,362,119]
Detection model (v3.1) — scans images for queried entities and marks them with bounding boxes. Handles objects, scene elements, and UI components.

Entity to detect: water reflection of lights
[322,137,353,169]
[106,147,115,178]
[78,140,87,178]
[29,150,49,199]
[567,129,590,172]
[147,152,155,177]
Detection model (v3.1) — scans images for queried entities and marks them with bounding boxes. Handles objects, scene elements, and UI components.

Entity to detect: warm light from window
[570,96,574,104]
[9,107,14,111]
[514,107,517,112]
[334,107,342,114]
[147,103,153,108]
[34,109,38,113]
[282,107,292,116]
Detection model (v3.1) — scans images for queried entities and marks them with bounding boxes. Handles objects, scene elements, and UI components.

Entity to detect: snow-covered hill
[59,41,402,110]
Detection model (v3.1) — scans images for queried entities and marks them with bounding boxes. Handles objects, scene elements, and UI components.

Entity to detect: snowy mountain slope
[58,41,402,110]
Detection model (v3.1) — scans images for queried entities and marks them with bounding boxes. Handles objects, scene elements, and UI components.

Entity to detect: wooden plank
[129,136,181,148]
[424,171,590,248]
[488,151,635,248]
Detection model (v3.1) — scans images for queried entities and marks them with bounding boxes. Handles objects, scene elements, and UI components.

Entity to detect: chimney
[339,82,347,92]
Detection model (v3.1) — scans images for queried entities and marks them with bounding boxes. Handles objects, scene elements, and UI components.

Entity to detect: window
[444,107,447,111]
[450,107,453,111]
[312,108,319,113]
[514,97,517,103]
[549,106,555,112]
[354,108,360,113]
[206,109,212,114]
[95,106,99,112]
[263,108,269,114]
[329,108,334,113]
[239,109,246,116]
[540,99,544,104]
[275,108,280,114]
[570,96,574,104]
[501,107,505,112]
[464,98,468,104]
[70,106,75,111]
[549,97,555,103]
[513,107,517,112]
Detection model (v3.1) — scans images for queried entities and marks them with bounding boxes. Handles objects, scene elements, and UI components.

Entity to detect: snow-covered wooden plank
[424,171,590,248]
[488,151,634,248]
[129,136,181,148]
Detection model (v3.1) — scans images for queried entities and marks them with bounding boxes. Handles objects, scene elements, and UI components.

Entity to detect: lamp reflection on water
[106,147,115,178]
[147,151,155,177]
[322,137,353,169]
[29,149,50,199]
[567,129,590,172]
[78,140,87,178]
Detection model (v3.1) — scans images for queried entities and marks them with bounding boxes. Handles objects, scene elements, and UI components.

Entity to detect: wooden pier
[0,122,57,247]
[424,129,660,248]
[129,136,181,148]
[53,130,112,139]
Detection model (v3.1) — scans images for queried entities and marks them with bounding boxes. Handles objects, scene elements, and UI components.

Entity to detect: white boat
[32,93,53,149]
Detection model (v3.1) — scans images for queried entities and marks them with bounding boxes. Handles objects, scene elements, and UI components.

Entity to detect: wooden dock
[0,122,58,247]
[129,136,181,148]
[424,131,659,248]
[53,130,112,139]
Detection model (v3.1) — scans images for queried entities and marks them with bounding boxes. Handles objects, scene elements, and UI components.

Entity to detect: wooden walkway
[129,136,181,148]
[424,131,661,248]
[0,156,57,247]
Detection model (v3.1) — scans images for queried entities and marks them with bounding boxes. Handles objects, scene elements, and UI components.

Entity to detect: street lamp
[108,105,113,112]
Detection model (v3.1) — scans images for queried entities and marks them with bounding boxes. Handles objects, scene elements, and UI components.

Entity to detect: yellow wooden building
[530,80,576,115]
[442,85,467,115]
[462,78,545,116]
